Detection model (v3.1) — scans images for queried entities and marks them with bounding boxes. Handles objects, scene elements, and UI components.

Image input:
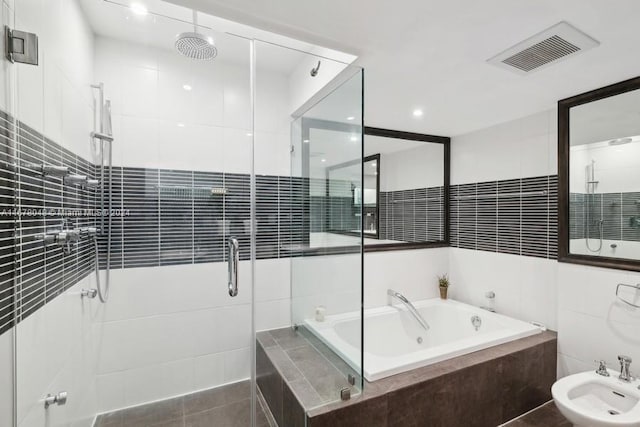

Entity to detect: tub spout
[387,289,430,332]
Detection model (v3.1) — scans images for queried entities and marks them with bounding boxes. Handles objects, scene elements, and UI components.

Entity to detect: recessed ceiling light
[177,123,185,127]
[246,132,253,137]
[412,109,424,117]
[130,3,148,16]
[321,158,326,163]
[350,136,358,142]
[183,84,192,91]
[346,116,355,121]
[303,139,310,143]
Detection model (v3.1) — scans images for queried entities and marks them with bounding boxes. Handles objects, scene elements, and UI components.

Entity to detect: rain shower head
[176,10,217,60]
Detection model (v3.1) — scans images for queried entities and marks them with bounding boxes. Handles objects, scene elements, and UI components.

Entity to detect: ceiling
[81,0,345,74]
[164,0,640,137]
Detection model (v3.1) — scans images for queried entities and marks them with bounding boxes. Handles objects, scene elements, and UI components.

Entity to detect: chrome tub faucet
[387,289,430,332]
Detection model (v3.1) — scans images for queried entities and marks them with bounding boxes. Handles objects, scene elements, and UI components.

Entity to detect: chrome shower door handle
[227,237,239,297]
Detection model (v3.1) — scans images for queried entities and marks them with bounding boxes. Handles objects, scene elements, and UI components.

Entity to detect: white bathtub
[304,298,542,381]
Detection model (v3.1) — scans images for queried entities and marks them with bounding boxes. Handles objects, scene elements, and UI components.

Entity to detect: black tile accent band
[450,176,558,259]
[0,115,99,334]
[99,169,308,270]
[378,186,445,243]
[570,191,640,242]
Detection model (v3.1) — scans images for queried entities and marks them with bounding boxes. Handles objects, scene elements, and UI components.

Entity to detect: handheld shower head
[103,100,113,136]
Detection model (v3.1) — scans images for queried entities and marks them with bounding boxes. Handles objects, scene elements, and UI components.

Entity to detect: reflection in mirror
[367,132,446,246]
[304,123,449,250]
[568,87,640,261]
[327,154,379,238]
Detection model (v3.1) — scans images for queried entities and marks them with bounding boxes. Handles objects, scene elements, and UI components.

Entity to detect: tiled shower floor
[94,381,273,427]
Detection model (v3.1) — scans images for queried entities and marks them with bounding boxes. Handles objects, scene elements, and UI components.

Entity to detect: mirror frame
[326,154,381,239]
[362,126,450,252]
[558,75,640,272]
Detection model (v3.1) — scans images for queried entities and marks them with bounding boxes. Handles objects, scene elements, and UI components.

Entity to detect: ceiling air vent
[487,21,599,74]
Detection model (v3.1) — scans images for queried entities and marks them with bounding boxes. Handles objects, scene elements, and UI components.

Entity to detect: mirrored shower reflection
[569,87,640,260]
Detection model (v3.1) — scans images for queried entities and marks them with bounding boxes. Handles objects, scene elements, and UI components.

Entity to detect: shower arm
[192,9,198,32]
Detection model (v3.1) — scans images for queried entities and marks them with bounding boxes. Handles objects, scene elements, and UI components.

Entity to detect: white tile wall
[17,276,98,427]
[92,258,291,412]
[95,36,292,177]
[0,328,13,427]
[451,109,557,185]
[449,248,558,330]
[291,253,361,325]
[364,248,449,308]
[379,142,444,192]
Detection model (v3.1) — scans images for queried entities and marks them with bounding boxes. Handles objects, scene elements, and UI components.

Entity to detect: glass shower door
[13,1,256,426]
[253,35,364,425]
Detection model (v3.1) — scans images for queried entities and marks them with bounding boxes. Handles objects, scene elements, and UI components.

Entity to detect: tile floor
[501,401,571,427]
[94,381,273,427]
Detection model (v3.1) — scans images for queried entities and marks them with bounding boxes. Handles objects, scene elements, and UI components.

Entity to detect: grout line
[497,400,556,426]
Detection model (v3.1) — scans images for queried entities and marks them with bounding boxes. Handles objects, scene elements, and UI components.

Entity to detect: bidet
[552,368,640,427]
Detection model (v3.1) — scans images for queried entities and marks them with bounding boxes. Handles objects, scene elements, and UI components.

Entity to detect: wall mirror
[301,119,449,252]
[559,76,640,271]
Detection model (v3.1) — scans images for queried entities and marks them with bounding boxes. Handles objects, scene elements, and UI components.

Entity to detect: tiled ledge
[256,327,361,426]
[258,328,557,427]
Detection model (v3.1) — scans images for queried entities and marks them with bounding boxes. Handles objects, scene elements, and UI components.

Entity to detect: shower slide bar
[616,283,640,309]
[454,190,548,201]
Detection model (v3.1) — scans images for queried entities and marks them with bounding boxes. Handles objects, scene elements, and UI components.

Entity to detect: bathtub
[304,298,542,381]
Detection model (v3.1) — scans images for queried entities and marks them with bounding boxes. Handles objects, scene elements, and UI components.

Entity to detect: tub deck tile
[257,329,558,427]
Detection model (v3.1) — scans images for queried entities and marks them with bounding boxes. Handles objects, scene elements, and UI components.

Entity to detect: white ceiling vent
[488,21,599,75]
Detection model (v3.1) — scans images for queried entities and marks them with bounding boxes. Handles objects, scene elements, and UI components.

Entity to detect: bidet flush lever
[618,355,633,382]
[595,360,610,377]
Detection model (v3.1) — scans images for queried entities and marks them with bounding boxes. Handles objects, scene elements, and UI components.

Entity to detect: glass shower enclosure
[3,1,364,426]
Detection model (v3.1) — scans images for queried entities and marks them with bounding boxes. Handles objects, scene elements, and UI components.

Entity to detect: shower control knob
[44,391,68,408]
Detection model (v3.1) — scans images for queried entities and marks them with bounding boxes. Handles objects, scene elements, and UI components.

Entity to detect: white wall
[450,109,640,379]
[93,259,291,412]
[17,277,99,427]
[94,36,293,176]
[380,143,444,192]
[292,248,449,324]
[287,52,348,115]
[0,329,13,427]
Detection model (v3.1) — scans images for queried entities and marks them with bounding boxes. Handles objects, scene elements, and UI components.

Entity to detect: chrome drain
[416,337,423,344]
